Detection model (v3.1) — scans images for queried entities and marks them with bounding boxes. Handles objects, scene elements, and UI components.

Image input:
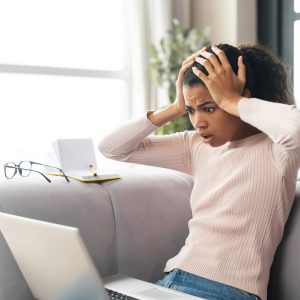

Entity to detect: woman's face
[183,84,252,147]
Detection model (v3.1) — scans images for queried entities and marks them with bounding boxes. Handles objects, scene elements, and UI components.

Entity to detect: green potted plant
[148,19,211,134]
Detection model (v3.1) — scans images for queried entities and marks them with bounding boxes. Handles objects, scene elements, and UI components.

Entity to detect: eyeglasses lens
[5,162,17,179]
[19,161,32,177]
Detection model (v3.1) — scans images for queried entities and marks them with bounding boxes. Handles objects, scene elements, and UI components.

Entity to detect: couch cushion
[0,177,117,300]
[268,181,300,300]
[101,167,193,283]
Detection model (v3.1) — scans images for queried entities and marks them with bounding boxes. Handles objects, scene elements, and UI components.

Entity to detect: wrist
[220,95,242,117]
[148,103,184,127]
[171,102,186,117]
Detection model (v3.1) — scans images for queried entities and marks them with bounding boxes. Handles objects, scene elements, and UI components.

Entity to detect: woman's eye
[203,107,215,113]
[186,109,194,114]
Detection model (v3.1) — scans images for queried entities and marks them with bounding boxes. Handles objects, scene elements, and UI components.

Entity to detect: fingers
[197,50,221,73]
[183,58,196,69]
[178,45,236,87]
[194,46,245,82]
[195,56,215,75]
[182,46,207,65]
[237,56,246,84]
[188,46,207,60]
[192,66,208,85]
[210,45,231,69]
[195,45,231,73]
[179,59,194,77]
[177,59,195,88]
[191,47,245,87]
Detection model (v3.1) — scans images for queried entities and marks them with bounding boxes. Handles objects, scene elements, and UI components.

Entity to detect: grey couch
[0,167,299,300]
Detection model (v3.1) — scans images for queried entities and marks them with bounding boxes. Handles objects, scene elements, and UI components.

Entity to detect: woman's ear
[242,88,252,98]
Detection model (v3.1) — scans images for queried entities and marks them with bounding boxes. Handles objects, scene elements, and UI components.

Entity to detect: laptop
[0,212,203,300]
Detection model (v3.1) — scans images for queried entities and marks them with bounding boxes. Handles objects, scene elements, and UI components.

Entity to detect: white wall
[191,0,257,45]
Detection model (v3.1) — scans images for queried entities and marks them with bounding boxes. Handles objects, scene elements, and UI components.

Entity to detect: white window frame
[0,1,133,169]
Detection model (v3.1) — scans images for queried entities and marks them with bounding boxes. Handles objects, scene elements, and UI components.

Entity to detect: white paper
[55,138,97,176]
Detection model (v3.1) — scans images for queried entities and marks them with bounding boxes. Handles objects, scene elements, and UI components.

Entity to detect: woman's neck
[231,123,261,141]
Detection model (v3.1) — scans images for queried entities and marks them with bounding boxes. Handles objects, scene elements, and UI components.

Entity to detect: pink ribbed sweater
[99,98,300,300]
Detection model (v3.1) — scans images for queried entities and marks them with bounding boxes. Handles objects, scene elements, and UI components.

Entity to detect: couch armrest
[268,182,300,300]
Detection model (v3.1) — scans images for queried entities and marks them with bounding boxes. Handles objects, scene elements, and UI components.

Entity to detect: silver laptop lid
[0,212,108,300]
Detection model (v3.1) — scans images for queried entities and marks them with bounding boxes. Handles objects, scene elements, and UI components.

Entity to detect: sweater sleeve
[98,113,193,175]
[238,98,300,172]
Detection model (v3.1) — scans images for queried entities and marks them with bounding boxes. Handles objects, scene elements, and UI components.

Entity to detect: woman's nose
[193,112,207,129]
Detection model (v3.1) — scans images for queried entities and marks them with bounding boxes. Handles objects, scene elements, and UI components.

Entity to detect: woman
[99,44,300,300]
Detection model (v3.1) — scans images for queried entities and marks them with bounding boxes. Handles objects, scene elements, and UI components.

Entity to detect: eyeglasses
[4,161,70,183]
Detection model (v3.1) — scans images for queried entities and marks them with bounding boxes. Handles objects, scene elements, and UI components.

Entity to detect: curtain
[257,0,281,55]
[257,0,294,68]
[126,0,192,117]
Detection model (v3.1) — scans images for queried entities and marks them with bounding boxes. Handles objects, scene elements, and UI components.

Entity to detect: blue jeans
[156,269,260,300]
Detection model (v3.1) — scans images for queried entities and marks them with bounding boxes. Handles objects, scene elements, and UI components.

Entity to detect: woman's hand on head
[192,46,246,116]
[172,48,206,116]
[147,48,206,127]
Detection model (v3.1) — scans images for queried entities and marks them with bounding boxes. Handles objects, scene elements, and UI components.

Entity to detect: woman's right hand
[148,48,206,127]
[172,48,206,116]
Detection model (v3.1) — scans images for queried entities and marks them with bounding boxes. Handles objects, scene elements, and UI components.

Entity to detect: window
[0,0,129,166]
[295,0,300,12]
[0,0,126,70]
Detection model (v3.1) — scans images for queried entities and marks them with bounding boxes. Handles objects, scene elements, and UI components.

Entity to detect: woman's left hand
[192,45,246,116]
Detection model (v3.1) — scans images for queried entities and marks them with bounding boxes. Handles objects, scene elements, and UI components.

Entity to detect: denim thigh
[156,269,260,300]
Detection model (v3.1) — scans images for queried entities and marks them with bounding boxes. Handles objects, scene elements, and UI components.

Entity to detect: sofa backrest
[268,181,300,300]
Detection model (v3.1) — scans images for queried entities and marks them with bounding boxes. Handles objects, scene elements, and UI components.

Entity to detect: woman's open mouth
[201,134,214,144]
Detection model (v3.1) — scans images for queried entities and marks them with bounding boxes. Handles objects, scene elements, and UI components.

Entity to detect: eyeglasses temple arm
[30,162,69,182]
[21,168,52,183]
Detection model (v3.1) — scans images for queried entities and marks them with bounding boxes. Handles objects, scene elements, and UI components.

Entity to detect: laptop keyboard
[106,288,139,300]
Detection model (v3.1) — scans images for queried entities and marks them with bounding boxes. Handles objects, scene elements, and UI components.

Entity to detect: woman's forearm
[148,103,185,126]
[239,98,300,152]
